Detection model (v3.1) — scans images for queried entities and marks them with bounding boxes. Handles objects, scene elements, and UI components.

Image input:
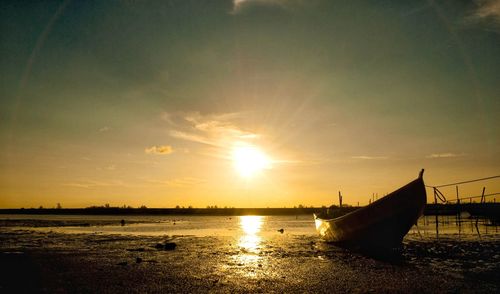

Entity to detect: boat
[314,169,427,249]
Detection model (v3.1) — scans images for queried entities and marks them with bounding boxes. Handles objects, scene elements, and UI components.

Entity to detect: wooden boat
[314,170,427,249]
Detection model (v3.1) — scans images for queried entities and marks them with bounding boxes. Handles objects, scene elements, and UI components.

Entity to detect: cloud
[145,145,174,155]
[106,165,116,170]
[165,111,260,149]
[474,0,500,20]
[146,177,205,188]
[63,183,92,188]
[239,133,260,139]
[169,130,215,146]
[162,111,276,162]
[98,126,111,132]
[95,165,117,171]
[426,153,466,159]
[468,0,500,30]
[231,0,305,14]
[62,179,125,189]
[351,156,388,160]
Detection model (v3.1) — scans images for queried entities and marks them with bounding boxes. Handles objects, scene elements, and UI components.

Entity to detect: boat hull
[314,175,426,248]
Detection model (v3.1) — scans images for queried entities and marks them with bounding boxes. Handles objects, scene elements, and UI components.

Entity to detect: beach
[1,216,499,293]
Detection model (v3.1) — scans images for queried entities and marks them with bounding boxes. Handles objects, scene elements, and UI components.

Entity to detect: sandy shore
[1,227,499,293]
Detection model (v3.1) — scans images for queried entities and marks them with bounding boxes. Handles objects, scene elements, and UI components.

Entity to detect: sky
[1,0,499,208]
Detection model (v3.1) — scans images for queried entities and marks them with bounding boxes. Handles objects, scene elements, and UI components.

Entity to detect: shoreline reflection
[236,215,264,266]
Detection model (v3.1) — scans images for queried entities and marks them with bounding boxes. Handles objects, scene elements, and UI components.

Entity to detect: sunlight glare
[240,215,263,236]
[237,216,263,265]
[232,144,271,178]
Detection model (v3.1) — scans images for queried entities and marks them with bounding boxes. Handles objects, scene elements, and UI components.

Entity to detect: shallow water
[408,215,500,241]
[0,214,316,237]
[1,214,498,241]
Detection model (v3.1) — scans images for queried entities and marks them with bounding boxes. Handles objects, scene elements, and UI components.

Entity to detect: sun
[232,144,271,178]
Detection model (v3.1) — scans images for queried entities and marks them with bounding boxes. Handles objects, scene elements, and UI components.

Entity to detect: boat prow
[314,170,427,249]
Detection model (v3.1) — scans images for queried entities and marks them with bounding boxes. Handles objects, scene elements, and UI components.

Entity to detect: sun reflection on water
[236,215,264,266]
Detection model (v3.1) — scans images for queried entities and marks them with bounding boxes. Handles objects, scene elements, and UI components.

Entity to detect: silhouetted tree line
[6,203,498,217]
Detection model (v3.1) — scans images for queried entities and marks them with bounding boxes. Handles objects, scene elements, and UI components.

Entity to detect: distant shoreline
[0,203,498,216]
[0,207,328,216]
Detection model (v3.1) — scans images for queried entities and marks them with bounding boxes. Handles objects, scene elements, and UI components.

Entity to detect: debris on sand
[154,241,177,251]
[277,229,284,234]
[164,242,177,250]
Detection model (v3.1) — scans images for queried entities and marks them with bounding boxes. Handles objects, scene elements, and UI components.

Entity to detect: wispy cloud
[169,130,215,146]
[105,165,116,170]
[145,145,174,155]
[95,164,117,171]
[231,0,305,14]
[165,111,260,149]
[474,0,500,20]
[426,153,466,159]
[146,177,205,188]
[98,126,111,132]
[467,0,500,31]
[351,155,388,160]
[62,179,126,189]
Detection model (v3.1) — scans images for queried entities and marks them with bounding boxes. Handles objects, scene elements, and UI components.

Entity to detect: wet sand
[1,224,499,293]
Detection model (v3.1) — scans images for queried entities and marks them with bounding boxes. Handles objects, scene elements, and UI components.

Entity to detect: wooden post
[338,191,342,208]
[456,186,460,227]
[434,187,439,239]
[475,187,486,234]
